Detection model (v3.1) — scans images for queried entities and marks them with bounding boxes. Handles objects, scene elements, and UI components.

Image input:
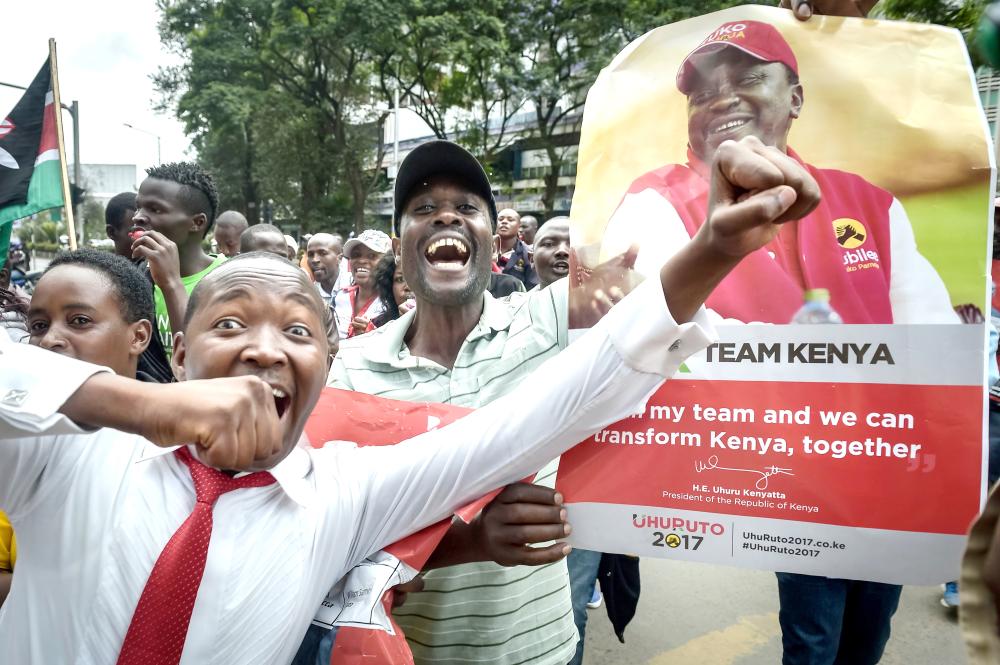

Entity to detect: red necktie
[116,447,277,665]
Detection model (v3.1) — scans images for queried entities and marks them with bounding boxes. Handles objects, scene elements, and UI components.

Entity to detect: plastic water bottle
[791,288,843,324]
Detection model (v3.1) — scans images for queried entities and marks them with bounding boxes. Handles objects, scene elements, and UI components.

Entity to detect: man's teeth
[426,237,469,257]
[712,119,748,134]
[272,388,287,399]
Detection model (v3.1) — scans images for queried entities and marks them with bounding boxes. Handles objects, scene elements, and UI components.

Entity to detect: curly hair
[47,249,154,324]
[145,161,219,234]
[0,287,27,317]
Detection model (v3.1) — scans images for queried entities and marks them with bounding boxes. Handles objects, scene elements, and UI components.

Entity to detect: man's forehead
[138,177,180,197]
[202,258,314,296]
[308,234,342,251]
[535,222,569,243]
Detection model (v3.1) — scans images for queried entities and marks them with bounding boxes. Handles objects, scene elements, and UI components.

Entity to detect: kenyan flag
[0,59,64,268]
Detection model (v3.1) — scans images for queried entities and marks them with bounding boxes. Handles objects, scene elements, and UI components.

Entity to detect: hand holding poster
[560,5,994,585]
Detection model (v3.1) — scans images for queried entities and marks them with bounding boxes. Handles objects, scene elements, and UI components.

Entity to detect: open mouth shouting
[424,235,471,271]
[270,385,292,420]
[551,259,570,276]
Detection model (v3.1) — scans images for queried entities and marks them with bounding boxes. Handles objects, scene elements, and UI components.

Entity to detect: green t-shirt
[154,254,227,359]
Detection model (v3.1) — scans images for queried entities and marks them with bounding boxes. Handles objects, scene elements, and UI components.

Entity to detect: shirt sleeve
[533,277,569,350]
[0,342,124,521]
[887,198,960,324]
[327,353,354,390]
[337,275,716,558]
[0,338,110,439]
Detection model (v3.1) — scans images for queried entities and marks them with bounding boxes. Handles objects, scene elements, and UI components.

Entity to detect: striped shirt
[329,279,576,665]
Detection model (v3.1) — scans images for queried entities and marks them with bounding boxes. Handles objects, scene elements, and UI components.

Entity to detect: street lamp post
[123,122,161,166]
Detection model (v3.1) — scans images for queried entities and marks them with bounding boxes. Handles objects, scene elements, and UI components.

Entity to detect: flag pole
[48,38,77,250]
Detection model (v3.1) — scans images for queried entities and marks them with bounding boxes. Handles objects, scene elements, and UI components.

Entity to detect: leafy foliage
[156,0,754,229]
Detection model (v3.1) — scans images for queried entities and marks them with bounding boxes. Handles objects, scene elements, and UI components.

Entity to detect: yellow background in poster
[572,5,994,307]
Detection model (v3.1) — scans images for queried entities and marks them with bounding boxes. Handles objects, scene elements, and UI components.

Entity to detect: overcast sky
[1,0,192,187]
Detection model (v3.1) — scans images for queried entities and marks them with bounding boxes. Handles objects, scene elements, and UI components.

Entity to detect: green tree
[510,0,749,217]
[157,0,391,235]
[80,198,106,243]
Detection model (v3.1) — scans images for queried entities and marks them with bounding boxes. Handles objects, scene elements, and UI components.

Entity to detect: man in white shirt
[306,233,345,308]
[0,137,818,664]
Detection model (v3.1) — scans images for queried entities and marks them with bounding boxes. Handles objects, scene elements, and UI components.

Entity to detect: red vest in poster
[623,148,895,323]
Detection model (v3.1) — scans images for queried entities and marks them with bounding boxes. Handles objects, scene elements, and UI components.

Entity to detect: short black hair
[46,249,154,324]
[144,162,219,234]
[105,192,137,230]
[240,223,284,254]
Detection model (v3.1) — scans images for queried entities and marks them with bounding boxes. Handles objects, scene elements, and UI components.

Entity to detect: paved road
[583,558,965,664]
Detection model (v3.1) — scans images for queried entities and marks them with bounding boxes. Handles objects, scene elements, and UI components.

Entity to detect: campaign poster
[558,5,995,584]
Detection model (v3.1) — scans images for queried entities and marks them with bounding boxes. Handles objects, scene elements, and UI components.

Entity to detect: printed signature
[694,455,794,490]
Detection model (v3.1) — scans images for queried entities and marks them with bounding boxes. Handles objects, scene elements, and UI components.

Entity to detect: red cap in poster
[676,20,799,94]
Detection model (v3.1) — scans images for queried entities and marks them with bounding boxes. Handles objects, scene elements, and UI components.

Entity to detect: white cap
[343,229,391,258]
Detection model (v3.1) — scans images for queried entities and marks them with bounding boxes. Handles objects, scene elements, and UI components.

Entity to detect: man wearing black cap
[326,140,580,665]
[603,18,956,327]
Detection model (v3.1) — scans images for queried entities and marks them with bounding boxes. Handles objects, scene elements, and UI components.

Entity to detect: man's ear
[790,83,804,119]
[106,224,116,241]
[130,319,152,357]
[171,331,188,381]
[190,212,209,235]
[391,236,401,258]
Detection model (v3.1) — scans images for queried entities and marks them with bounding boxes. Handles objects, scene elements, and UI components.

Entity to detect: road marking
[647,612,779,665]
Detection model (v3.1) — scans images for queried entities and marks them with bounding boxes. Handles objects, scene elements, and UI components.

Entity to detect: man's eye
[691,91,712,105]
[28,320,48,333]
[286,324,312,337]
[214,319,244,330]
[69,315,92,326]
[458,203,479,213]
[413,203,434,213]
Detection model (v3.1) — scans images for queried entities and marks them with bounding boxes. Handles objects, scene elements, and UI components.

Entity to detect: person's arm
[425,483,569,569]
[341,137,821,557]
[780,0,879,20]
[0,341,282,470]
[0,572,10,607]
[886,199,961,324]
[132,231,189,340]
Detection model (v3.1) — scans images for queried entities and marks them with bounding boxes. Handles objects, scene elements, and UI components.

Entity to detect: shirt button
[2,389,27,406]
[669,340,680,352]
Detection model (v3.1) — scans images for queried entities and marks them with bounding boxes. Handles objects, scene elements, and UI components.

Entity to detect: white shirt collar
[137,440,316,508]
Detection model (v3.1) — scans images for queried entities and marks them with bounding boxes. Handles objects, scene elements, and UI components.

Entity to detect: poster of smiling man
[558,5,994,583]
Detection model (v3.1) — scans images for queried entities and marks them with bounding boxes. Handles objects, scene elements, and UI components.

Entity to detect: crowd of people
[2,1,1000,664]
